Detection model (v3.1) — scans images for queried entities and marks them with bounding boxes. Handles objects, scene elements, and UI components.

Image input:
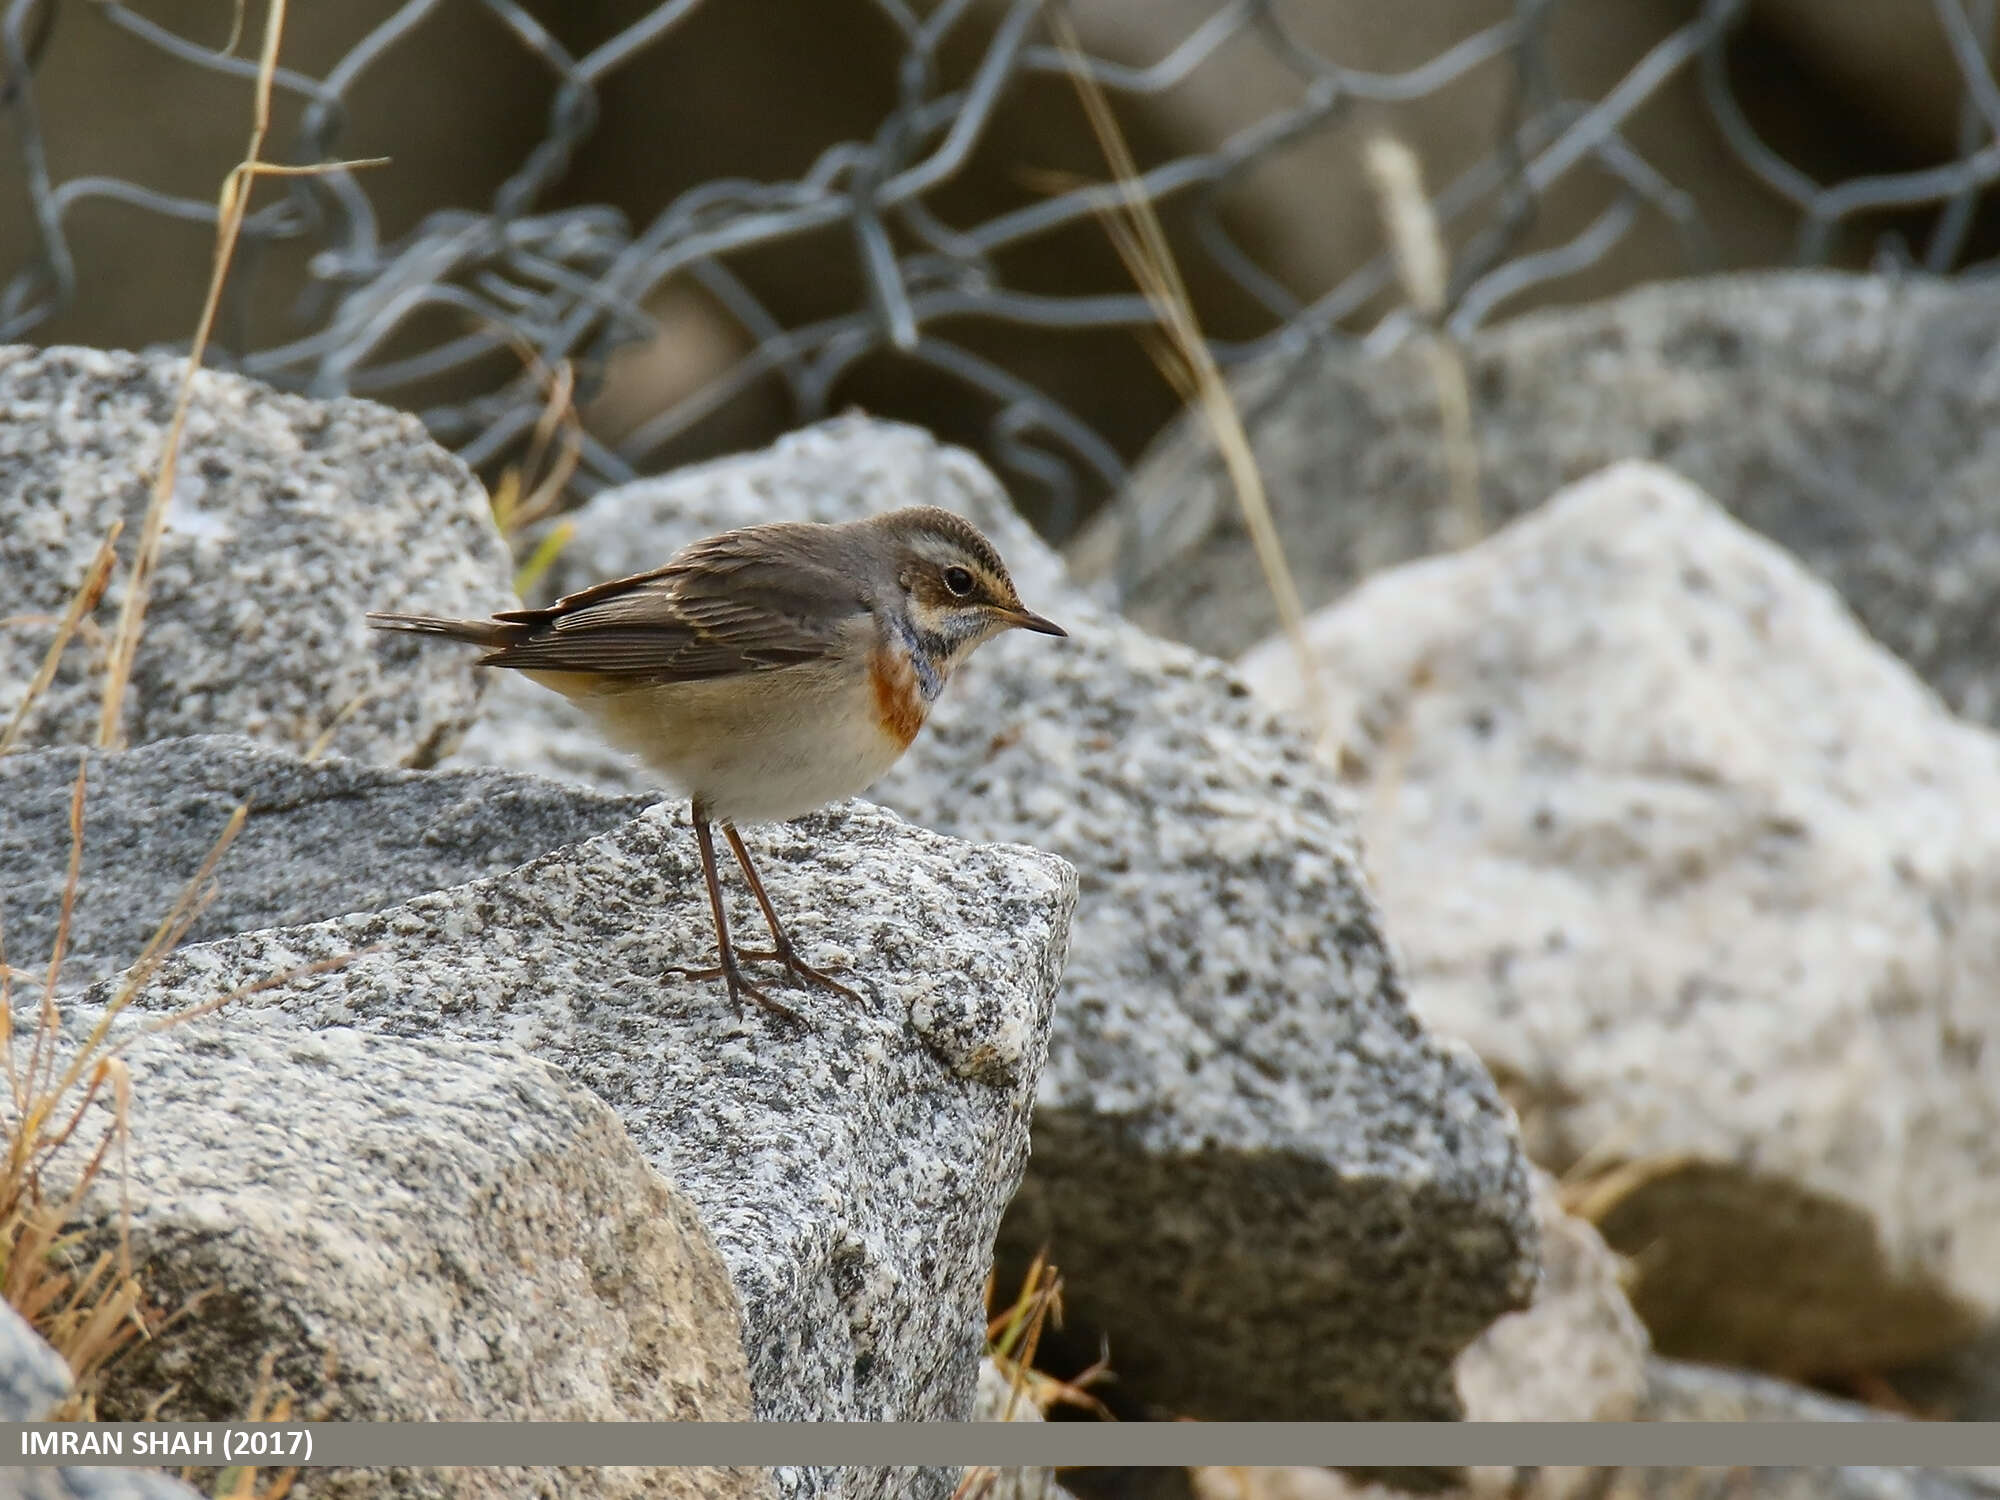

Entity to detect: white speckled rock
[5,737,1070,1500]
[88,781,1073,1483]
[0,344,515,762]
[1239,460,2000,1376]
[61,1015,769,1500]
[451,417,1539,1422]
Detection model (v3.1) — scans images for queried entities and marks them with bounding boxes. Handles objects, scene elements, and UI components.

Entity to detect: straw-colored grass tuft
[1363,133,1482,551]
[1045,10,1331,752]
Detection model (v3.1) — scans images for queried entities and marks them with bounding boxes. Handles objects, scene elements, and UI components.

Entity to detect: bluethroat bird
[370,505,1065,1020]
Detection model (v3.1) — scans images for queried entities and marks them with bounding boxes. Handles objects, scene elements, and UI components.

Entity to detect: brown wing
[477,523,868,681]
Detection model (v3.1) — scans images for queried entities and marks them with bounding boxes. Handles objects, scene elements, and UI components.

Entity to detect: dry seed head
[1365,132,1449,317]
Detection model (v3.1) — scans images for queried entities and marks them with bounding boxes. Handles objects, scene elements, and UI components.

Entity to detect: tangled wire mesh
[4,0,1999,539]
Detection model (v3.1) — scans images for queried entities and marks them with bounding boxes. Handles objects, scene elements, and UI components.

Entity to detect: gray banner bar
[6,1424,2000,1469]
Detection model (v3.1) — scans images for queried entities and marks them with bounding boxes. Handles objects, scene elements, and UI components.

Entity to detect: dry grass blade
[303,690,373,764]
[986,1247,1056,1420]
[0,766,242,1405]
[513,520,578,601]
[1559,1151,1703,1225]
[22,756,90,1111]
[5,788,233,1253]
[488,342,585,598]
[144,948,378,1034]
[985,1249,1115,1423]
[9,1059,115,1225]
[1363,134,1481,549]
[514,355,583,535]
[1050,10,1329,746]
[204,1350,301,1499]
[94,0,387,749]
[220,0,249,57]
[1,921,12,1106]
[0,520,122,758]
[489,344,583,538]
[50,802,251,1096]
[1,1046,154,1417]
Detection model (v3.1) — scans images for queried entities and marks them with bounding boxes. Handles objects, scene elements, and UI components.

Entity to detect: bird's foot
[663,958,806,1023]
[726,944,863,1004]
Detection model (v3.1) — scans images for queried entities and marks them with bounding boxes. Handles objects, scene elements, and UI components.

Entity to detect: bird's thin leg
[663,812,802,1022]
[720,822,862,1003]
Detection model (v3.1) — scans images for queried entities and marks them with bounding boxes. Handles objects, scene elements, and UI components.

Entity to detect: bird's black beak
[1001,606,1066,637]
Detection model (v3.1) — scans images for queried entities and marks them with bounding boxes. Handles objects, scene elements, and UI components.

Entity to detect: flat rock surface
[1239,461,2000,1375]
[0,736,651,990]
[0,344,515,762]
[452,417,1538,1421]
[1076,273,2000,728]
[91,783,1073,1468]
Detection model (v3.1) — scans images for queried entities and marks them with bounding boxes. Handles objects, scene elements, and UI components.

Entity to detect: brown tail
[366,611,515,649]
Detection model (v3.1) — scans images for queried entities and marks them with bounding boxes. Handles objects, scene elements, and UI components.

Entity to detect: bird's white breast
[528,625,922,825]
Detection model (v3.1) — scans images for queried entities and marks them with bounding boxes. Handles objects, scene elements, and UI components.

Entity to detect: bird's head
[873,507,1065,674]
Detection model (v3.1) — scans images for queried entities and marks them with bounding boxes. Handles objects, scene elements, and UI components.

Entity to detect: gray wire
[5,0,1999,532]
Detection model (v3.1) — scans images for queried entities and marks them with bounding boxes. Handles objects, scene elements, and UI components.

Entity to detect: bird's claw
[726,945,863,1004]
[663,960,806,1023]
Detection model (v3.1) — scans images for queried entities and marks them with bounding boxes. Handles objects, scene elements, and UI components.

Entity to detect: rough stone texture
[3,1472,209,1500]
[0,344,515,763]
[1560,1472,2000,1500]
[1449,1176,1649,1500]
[971,1359,1077,1500]
[1199,1462,2000,1500]
[1073,274,2000,729]
[83,781,1072,1489]
[0,1304,70,1421]
[1456,1171,1648,1425]
[1237,461,2000,1376]
[1641,1357,1909,1421]
[450,417,1539,1421]
[1888,1321,2000,1421]
[0,737,653,992]
[973,1355,1044,1425]
[1278,1460,2000,1500]
[1189,1174,1648,1500]
[59,1014,765,1500]
[1193,1361,2000,1500]
[1625,1363,2000,1499]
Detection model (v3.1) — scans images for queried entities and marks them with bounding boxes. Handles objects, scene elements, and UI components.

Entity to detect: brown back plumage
[367,506,1038,683]
[370,517,884,682]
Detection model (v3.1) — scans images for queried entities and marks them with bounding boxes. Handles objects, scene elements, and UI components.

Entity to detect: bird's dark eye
[942,565,975,597]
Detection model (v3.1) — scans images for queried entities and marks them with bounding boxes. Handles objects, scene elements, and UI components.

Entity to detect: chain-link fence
[5,0,2000,540]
